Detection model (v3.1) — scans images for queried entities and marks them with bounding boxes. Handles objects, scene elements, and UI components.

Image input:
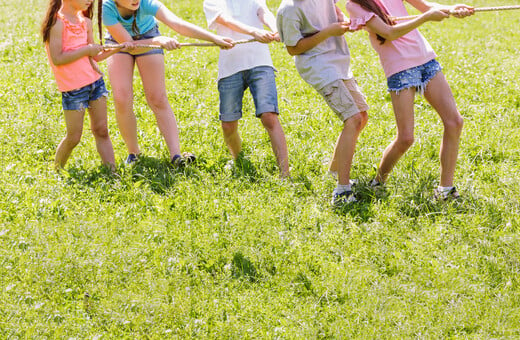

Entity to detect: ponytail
[82,0,103,43]
[41,0,62,42]
[351,0,395,44]
[131,9,140,36]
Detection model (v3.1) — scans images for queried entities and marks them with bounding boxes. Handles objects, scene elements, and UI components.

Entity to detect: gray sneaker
[434,186,460,201]
[331,190,357,207]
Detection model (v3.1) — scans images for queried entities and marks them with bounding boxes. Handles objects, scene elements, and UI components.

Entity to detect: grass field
[1,0,520,337]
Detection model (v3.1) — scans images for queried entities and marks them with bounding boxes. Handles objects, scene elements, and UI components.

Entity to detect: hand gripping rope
[99,5,520,50]
[391,5,520,21]
[102,38,256,50]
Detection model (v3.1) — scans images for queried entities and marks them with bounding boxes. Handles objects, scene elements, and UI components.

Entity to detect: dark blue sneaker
[125,153,139,165]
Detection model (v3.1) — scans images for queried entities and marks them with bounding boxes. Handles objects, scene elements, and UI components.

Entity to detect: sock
[334,184,351,195]
[437,186,454,193]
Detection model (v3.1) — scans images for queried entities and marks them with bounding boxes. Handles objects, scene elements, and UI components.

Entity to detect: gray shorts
[318,78,369,121]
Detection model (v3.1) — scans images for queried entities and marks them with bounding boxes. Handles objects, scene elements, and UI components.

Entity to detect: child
[42,0,121,171]
[345,0,473,200]
[277,0,369,206]
[102,0,235,166]
[203,0,290,178]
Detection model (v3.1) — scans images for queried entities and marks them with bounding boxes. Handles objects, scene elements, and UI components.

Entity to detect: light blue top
[103,0,162,36]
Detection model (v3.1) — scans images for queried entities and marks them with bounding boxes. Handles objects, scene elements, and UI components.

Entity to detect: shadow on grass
[64,155,202,195]
[125,155,199,194]
[65,164,119,187]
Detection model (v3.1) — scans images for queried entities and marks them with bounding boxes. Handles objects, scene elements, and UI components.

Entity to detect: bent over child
[346,0,473,200]
[203,0,290,177]
[277,0,369,206]
[42,0,121,171]
[103,0,234,166]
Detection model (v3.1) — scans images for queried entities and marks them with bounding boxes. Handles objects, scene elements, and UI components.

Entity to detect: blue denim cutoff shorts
[104,25,164,58]
[217,66,278,122]
[387,59,442,94]
[61,77,108,111]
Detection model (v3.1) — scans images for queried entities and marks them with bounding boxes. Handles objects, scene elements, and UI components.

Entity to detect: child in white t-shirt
[204,0,290,177]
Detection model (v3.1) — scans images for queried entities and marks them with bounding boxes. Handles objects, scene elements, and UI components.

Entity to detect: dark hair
[41,0,103,43]
[131,9,140,36]
[350,0,395,44]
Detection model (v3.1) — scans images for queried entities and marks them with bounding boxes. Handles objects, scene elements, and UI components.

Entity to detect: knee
[91,124,110,139]
[396,134,414,151]
[65,132,82,147]
[444,114,464,133]
[113,89,133,109]
[260,113,279,131]
[359,111,368,128]
[221,121,238,137]
[346,112,367,132]
[146,92,170,111]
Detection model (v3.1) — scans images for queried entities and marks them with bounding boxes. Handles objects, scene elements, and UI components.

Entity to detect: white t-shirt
[203,0,274,80]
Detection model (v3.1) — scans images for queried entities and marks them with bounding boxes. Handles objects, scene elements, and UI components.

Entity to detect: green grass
[1,0,520,338]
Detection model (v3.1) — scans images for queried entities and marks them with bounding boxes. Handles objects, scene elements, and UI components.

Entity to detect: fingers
[161,38,180,50]
[450,5,475,18]
[218,38,235,50]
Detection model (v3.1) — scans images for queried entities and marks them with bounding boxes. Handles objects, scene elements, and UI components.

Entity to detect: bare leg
[88,96,116,169]
[136,54,181,158]
[424,72,463,187]
[107,54,139,155]
[334,111,368,185]
[375,88,416,183]
[221,120,241,158]
[329,111,368,175]
[55,109,85,169]
[260,112,290,177]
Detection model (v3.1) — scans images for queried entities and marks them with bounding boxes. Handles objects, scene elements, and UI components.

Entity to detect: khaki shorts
[318,78,369,121]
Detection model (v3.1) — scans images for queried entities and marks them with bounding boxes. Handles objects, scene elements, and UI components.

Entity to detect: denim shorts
[387,59,442,94]
[318,78,369,122]
[61,77,108,111]
[104,25,164,58]
[217,66,278,122]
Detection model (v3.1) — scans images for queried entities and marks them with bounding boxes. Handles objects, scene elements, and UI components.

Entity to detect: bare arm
[364,7,449,41]
[257,5,280,42]
[406,0,474,17]
[48,20,102,65]
[155,6,234,48]
[285,21,354,56]
[214,6,277,43]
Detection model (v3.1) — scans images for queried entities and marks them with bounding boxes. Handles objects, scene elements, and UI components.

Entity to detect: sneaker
[125,153,139,165]
[331,190,357,207]
[434,186,460,201]
[171,152,196,167]
[181,152,196,164]
[369,179,382,187]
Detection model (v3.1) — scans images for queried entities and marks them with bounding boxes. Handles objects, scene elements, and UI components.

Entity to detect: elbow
[51,57,65,66]
[286,46,299,56]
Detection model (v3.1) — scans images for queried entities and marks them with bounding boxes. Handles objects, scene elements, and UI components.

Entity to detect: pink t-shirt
[346,0,436,78]
[45,11,101,92]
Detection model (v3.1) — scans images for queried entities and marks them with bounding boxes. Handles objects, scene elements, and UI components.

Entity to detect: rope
[103,38,257,50]
[392,5,520,21]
